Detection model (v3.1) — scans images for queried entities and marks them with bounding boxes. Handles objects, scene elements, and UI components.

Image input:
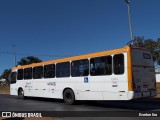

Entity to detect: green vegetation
[17,56,42,66]
[130,36,160,66]
[0,56,42,81]
[0,69,11,81]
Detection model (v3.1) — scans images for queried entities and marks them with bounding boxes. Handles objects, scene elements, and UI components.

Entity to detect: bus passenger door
[109,53,128,100]
[24,80,33,96]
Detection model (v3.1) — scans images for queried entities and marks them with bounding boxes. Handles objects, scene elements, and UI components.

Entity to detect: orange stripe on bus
[12,46,130,70]
[127,47,133,91]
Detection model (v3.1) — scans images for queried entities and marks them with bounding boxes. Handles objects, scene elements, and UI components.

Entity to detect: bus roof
[12,46,132,70]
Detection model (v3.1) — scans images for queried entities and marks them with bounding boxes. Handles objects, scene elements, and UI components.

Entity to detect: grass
[0,83,160,97]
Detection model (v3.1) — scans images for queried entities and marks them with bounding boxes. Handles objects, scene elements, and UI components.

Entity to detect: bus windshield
[10,72,16,84]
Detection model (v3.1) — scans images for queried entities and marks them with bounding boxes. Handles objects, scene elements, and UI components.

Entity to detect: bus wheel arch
[18,88,25,99]
[63,88,75,105]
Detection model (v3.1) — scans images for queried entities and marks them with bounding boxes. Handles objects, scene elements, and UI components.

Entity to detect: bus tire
[63,89,75,105]
[18,89,25,99]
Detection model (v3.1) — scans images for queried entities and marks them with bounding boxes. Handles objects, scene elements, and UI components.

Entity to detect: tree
[128,36,160,66]
[156,38,160,62]
[17,56,42,66]
[143,39,158,63]
[0,69,11,81]
[0,56,42,82]
[129,36,144,47]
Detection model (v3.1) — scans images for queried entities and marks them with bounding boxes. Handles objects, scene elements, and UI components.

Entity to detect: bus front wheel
[63,89,75,105]
[18,89,25,99]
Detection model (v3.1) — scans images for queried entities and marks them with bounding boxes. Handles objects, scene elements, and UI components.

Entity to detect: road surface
[0,94,160,120]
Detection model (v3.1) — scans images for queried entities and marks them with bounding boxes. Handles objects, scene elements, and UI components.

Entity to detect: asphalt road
[0,94,160,120]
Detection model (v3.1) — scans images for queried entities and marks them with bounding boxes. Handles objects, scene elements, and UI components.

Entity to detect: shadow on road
[81,99,160,111]
[21,95,160,111]
[1,94,160,111]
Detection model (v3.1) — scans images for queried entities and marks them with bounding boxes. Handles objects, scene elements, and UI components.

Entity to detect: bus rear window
[143,53,151,59]
[132,49,153,67]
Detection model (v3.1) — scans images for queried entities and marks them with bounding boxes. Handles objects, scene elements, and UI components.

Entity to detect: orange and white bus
[10,46,157,104]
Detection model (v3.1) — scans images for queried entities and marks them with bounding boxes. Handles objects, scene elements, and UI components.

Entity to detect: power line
[0,50,74,58]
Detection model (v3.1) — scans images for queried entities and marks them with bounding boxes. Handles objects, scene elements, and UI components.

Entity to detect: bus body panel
[127,91,157,99]
[31,78,56,98]
[89,53,128,100]
[23,80,33,96]
[10,46,157,102]
[10,84,18,96]
[130,49,157,98]
[131,49,156,91]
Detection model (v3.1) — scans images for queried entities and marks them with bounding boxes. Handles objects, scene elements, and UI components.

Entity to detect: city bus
[9,46,157,104]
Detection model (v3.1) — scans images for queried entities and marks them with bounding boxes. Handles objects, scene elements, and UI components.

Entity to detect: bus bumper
[128,90,157,99]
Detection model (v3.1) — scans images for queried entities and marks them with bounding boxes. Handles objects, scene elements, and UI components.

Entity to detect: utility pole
[125,0,133,41]
[12,44,16,66]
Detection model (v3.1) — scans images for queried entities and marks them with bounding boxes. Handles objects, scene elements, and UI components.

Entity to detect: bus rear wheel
[18,89,25,99]
[63,89,75,105]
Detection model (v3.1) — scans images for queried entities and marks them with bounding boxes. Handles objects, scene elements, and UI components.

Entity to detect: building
[156,73,160,82]
[0,78,6,85]
[155,69,160,82]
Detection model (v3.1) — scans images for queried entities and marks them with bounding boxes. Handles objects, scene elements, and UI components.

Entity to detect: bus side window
[17,69,23,80]
[10,72,17,84]
[33,66,43,79]
[113,54,124,75]
[44,64,55,78]
[71,59,89,77]
[24,68,32,80]
[90,56,112,76]
[56,62,70,78]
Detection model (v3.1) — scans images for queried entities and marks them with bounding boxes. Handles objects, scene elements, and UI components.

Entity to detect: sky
[0,0,160,75]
